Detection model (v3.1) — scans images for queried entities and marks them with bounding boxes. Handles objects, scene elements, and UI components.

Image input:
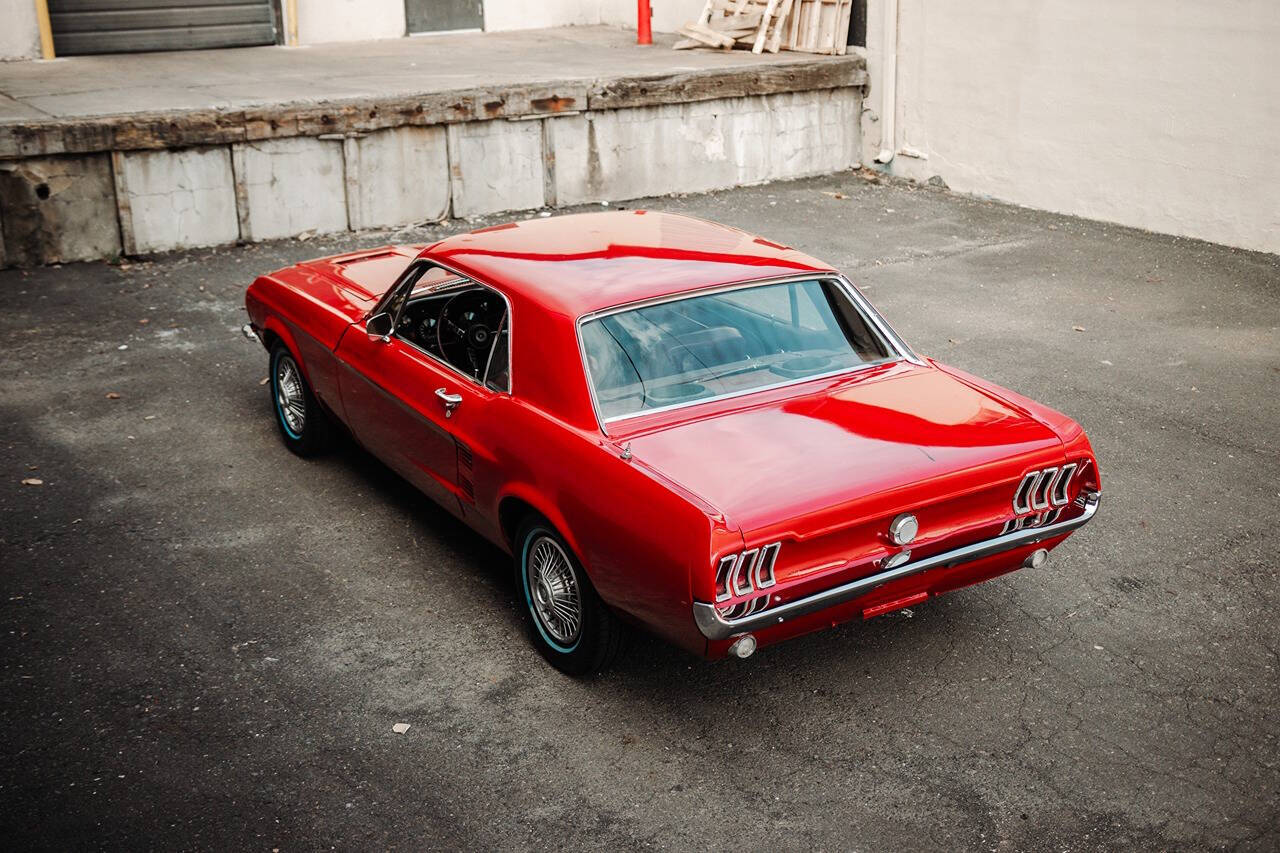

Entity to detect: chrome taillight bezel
[1013,463,1078,516]
[714,542,781,608]
[1005,461,1083,533]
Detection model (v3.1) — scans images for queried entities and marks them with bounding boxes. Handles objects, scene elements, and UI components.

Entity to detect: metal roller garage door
[49,0,278,56]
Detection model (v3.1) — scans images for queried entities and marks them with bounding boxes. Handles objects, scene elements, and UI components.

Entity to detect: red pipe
[637,0,652,45]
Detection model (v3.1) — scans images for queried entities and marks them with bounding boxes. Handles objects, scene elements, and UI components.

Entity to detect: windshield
[580,278,894,421]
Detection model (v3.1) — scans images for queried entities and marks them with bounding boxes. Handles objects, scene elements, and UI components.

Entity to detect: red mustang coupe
[243,211,1099,674]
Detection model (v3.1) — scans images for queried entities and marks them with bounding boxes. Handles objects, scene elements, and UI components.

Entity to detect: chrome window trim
[694,492,1101,640]
[371,257,515,396]
[574,272,921,437]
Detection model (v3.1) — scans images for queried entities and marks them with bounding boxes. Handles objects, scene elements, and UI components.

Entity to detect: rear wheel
[515,518,624,675]
[269,342,331,456]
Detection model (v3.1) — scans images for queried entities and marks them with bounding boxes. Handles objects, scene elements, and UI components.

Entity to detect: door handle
[435,388,463,418]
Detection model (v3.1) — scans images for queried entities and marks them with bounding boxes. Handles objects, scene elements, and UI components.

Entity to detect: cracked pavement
[1,173,1277,850]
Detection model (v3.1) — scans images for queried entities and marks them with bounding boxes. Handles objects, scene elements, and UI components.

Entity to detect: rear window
[580,278,892,421]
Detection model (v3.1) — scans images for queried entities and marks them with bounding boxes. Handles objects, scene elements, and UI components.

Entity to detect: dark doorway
[405,0,484,34]
[847,0,867,48]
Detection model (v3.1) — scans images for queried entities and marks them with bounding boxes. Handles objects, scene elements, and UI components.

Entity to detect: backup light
[728,634,757,659]
[881,549,912,570]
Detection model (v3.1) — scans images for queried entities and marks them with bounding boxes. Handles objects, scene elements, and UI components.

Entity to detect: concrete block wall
[0,86,862,265]
[554,89,860,205]
[345,127,450,229]
[447,120,546,217]
[113,146,239,254]
[231,138,348,241]
[0,155,121,264]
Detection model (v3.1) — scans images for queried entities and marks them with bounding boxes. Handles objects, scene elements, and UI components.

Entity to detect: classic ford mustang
[243,211,1099,674]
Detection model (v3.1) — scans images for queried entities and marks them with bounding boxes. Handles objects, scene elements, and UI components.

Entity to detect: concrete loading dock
[0,26,866,266]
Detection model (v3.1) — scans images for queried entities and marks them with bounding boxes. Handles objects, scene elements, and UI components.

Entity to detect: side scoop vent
[456,440,474,470]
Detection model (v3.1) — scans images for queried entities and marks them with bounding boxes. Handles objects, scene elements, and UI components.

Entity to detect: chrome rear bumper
[693,492,1101,641]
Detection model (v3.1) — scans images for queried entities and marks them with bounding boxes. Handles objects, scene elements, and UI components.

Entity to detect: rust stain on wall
[530,96,576,113]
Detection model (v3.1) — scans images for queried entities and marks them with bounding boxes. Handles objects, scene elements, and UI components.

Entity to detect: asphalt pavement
[2,172,1277,850]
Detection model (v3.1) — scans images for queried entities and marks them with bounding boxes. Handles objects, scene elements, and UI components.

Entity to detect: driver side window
[390,265,511,393]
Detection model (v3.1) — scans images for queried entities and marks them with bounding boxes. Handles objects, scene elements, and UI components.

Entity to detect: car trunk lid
[626,363,1066,587]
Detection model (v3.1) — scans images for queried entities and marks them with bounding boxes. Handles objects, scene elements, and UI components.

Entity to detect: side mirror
[366,312,393,341]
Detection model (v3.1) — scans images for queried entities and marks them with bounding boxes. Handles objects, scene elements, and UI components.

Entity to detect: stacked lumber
[779,0,853,55]
[673,0,852,56]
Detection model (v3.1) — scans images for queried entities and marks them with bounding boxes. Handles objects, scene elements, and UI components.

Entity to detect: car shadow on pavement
[316,420,993,697]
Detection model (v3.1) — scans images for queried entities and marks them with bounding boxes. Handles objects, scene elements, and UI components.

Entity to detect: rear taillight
[714,542,780,617]
[1013,463,1079,515]
[1003,460,1087,533]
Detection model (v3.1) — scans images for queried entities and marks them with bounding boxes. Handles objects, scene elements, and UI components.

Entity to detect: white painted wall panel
[447,119,545,216]
[232,137,348,241]
[118,146,239,253]
[484,0,607,31]
[297,0,405,44]
[345,126,450,229]
[596,0,704,34]
[555,89,861,205]
[863,0,1280,254]
[0,0,41,60]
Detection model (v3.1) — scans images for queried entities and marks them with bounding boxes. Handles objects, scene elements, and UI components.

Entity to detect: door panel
[337,331,461,507]
[337,326,498,513]
[405,0,483,34]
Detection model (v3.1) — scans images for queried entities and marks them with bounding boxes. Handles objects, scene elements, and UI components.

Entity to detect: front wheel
[515,518,624,676]
[269,342,331,456]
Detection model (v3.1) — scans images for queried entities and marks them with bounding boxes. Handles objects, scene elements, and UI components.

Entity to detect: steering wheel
[436,289,504,379]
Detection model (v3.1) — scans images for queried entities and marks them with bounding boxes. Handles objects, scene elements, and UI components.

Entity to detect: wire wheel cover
[526,536,582,646]
[276,355,306,434]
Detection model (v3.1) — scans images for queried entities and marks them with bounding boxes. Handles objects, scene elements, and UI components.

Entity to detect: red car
[243,211,1100,674]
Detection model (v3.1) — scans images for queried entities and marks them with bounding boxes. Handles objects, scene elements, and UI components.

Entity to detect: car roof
[417,210,836,317]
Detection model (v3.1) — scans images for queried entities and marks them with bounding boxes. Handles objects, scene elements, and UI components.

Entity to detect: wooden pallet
[780,0,852,55]
[674,0,851,55]
[674,0,793,54]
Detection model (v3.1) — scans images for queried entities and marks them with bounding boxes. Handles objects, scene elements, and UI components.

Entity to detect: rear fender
[496,483,586,571]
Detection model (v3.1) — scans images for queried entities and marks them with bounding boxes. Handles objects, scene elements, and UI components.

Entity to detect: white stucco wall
[482,0,700,33]
[597,0,704,34]
[1,0,41,61]
[485,0,608,31]
[862,0,1280,254]
[291,0,690,39]
[296,0,405,44]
